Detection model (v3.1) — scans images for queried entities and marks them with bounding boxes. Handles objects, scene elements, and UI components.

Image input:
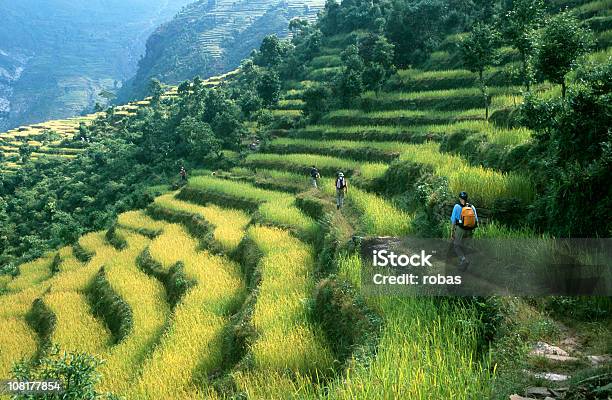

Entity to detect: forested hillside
[0,0,610,398]
[116,0,325,102]
[0,0,192,131]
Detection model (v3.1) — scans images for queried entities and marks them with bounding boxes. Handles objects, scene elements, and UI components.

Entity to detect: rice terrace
[0,0,610,399]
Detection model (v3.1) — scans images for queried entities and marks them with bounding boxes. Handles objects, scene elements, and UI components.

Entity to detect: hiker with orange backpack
[450,191,478,269]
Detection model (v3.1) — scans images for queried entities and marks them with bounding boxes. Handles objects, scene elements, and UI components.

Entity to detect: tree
[460,22,500,119]
[303,84,332,122]
[358,34,396,92]
[337,45,365,105]
[256,70,281,106]
[520,62,612,236]
[533,12,593,98]
[148,78,164,104]
[257,35,284,68]
[500,0,546,90]
[176,116,222,159]
[19,144,32,162]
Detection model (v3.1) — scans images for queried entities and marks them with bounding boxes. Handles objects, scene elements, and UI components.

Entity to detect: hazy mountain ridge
[117,0,324,102]
[0,0,192,131]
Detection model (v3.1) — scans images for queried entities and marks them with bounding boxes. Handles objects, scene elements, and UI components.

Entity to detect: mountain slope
[117,0,324,102]
[0,0,192,131]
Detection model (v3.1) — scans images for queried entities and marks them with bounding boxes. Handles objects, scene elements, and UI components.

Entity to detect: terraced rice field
[1,3,608,397]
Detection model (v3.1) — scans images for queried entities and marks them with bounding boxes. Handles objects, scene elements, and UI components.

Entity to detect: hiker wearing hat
[335,172,348,210]
[450,191,478,269]
[310,165,320,188]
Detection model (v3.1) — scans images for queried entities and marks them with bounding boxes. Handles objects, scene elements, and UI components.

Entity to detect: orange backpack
[459,204,477,230]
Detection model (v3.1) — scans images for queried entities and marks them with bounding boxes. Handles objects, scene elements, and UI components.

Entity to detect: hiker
[310,165,320,188]
[450,191,478,269]
[335,172,348,210]
[179,166,187,182]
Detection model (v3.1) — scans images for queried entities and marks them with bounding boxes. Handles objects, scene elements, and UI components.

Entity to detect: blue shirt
[451,204,478,225]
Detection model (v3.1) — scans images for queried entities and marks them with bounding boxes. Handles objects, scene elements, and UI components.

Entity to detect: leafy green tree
[257,35,285,68]
[239,90,263,119]
[533,12,593,98]
[358,34,395,92]
[256,70,281,106]
[176,116,222,159]
[337,44,365,105]
[19,144,32,162]
[148,78,164,104]
[520,62,612,236]
[303,84,332,122]
[460,22,500,118]
[500,0,546,90]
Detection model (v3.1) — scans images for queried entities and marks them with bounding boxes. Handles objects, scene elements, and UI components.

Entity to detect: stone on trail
[530,342,569,357]
[587,355,611,365]
[532,372,571,382]
[509,395,536,400]
[525,387,553,397]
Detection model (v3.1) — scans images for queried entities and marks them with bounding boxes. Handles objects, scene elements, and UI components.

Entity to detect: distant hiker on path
[310,165,320,188]
[335,172,348,210]
[180,166,187,182]
[450,191,478,270]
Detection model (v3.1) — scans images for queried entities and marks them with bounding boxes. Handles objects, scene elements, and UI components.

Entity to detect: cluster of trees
[0,75,259,269]
[459,0,593,118]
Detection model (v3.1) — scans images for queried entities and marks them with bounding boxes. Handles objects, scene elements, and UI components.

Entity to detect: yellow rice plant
[233,370,321,400]
[117,210,166,234]
[131,224,245,399]
[44,291,112,355]
[153,193,249,252]
[0,285,50,318]
[0,275,12,291]
[258,198,318,239]
[148,223,194,268]
[56,246,83,273]
[97,230,170,395]
[398,142,534,205]
[7,255,54,292]
[242,226,333,384]
[0,318,38,378]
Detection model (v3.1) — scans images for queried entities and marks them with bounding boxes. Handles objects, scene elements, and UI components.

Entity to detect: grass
[275,99,305,110]
[309,54,342,69]
[132,224,245,399]
[306,66,343,81]
[234,226,333,392]
[188,175,286,204]
[397,142,534,205]
[153,193,249,252]
[45,291,112,354]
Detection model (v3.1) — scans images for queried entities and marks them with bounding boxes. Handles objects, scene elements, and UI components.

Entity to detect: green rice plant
[153,193,249,252]
[306,66,343,81]
[267,137,405,162]
[235,226,333,390]
[441,120,533,146]
[0,317,38,377]
[321,184,412,236]
[596,29,612,49]
[584,14,612,33]
[258,197,319,240]
[309,54,342,69]
[131,224,245,399]
[45,291,112,355]
[274,99,305,110]
[388,66,521,91]
[245,152,361,176]
[398,142,535,205]
[322,108,485,126]
[574,0,612,18]
[188,175,287,204]
[325,295,491,399]
[282,89,304,100]
[269,109,302,117]
[293,124,436,142]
